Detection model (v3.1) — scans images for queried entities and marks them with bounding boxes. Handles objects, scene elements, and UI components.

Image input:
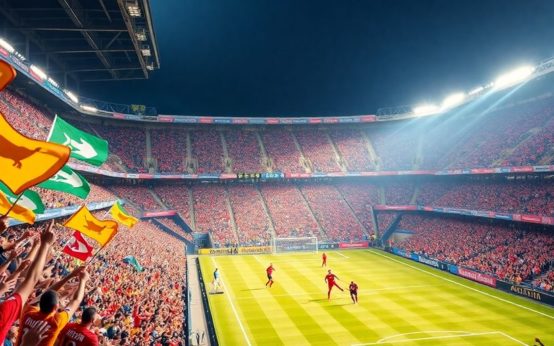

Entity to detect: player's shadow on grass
[241,288,265,291]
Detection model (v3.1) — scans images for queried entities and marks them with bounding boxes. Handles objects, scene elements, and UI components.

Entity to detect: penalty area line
[335,252,349,259]
[368,250,554,320]
[210,257,252,346]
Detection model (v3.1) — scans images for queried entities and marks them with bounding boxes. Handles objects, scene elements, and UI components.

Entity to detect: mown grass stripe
[199,251,553,346]
[220,257,284,345]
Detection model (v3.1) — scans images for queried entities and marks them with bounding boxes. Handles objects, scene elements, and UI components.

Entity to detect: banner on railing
[198,246,272,255]
[388,248,554,306]
[496,281,554,304]
[339,241,369,249]
[457,267,496,287]
[142,210,177,218]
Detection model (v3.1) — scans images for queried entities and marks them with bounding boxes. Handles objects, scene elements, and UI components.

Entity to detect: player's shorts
[267,274,272,280]
[350,290,357,295]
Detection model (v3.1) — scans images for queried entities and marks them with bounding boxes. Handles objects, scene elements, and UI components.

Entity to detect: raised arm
[14,220,56,302]
[65,268,89,317]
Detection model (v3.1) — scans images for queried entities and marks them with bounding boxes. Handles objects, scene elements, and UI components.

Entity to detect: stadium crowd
[0,215,186,346]
[4,88,554,175]
[395,214,554,290]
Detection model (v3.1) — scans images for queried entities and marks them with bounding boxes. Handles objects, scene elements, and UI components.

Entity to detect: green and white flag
[0,182,45,214]
[38,165,90,199]
[47,115,108,167]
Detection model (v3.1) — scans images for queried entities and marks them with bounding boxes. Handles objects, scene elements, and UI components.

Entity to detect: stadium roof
[0,0,159,89]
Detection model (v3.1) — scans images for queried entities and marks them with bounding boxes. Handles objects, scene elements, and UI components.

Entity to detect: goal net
[272,237,318,254]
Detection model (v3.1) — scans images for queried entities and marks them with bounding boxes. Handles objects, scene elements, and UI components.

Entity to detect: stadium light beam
[30,65,47,80]
[494,66,535,89]
[0,38,14,53]
[413,104,440,116]
[80,105,98,113]
[441,92,465,109]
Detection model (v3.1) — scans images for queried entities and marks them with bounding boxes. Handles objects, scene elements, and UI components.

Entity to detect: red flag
[63,232,94,261]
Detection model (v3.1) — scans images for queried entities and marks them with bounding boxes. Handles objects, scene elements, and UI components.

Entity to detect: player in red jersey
[265,263,275,288]
[57,307,99,345]
[321,252,327,267]
[349,281,359,304]
[324,269,344,300]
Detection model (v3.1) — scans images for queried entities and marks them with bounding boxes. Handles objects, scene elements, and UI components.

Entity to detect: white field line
[335,252,349,258]
[369,250,554,320]
[210,257,252,346]
[352,331,511,346]
[497,331,529,346]
[234,284,433,300]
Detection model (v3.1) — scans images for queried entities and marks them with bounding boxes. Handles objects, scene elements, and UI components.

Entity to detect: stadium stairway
[255,185,277,239]
[325,131,348,172]
[361,131,380,170]
[223,187,240,244]
[379,213,403,243]
[254,131,273,172]
[335,184,371,238]
[290,131,312,173]
[297,185,327,240]
[151,218,194,251]
[148,189,168,210]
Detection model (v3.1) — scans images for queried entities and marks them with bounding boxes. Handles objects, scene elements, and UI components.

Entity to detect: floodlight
[494,66,535,89]
[64,90,79,103]
[80,105,98,113]
[47,77,59,88]
[441,92,465,109]
[30,65,47,80]
[127,1,142,17]
[468,86,484,95]
[413,104,440,116]
[0,38,14,53]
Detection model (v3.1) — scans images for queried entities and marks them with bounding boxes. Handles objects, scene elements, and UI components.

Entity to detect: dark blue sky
[85,0,554,116]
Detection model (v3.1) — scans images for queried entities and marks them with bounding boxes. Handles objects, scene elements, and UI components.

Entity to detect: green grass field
[199,250,554,346]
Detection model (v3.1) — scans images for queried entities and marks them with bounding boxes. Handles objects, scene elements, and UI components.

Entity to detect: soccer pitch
[198,250,554,346]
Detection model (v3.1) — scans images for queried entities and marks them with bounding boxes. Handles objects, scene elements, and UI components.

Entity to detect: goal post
[272,236,318,254]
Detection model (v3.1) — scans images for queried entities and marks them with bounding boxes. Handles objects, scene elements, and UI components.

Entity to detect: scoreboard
[237,172,284,180]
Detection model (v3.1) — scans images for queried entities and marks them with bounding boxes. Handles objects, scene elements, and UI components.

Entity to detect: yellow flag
[0,191,35,224]
[64,206,118,246]
[110,202,138,228]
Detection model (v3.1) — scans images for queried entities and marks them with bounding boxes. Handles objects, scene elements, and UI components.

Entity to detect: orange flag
[0,190,35,224]
[64,206,118,246]
[0,113,71,195]
[0,60,16,91]
[0,60,70,195]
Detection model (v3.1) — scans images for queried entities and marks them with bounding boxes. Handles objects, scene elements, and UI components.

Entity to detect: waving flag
[0,60,16,91]
[0,182,44,214]
[63,232,94,261]
[47,115,108,167]
[0,113,70,195]
[0,190,35,224]
[110,201,138,228]
[38,165,90,199]
[123,256,143,272]
[64,206,118,246]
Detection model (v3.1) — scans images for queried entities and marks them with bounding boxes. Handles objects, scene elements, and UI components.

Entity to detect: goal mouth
[272,236,319,254]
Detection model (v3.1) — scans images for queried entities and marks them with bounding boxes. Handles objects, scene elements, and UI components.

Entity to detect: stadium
[0,1,553,345]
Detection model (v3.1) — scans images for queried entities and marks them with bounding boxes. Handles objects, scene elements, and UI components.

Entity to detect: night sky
[84,0,554,117]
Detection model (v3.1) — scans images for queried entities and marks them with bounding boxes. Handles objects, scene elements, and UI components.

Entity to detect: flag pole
[1,193,23,217]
